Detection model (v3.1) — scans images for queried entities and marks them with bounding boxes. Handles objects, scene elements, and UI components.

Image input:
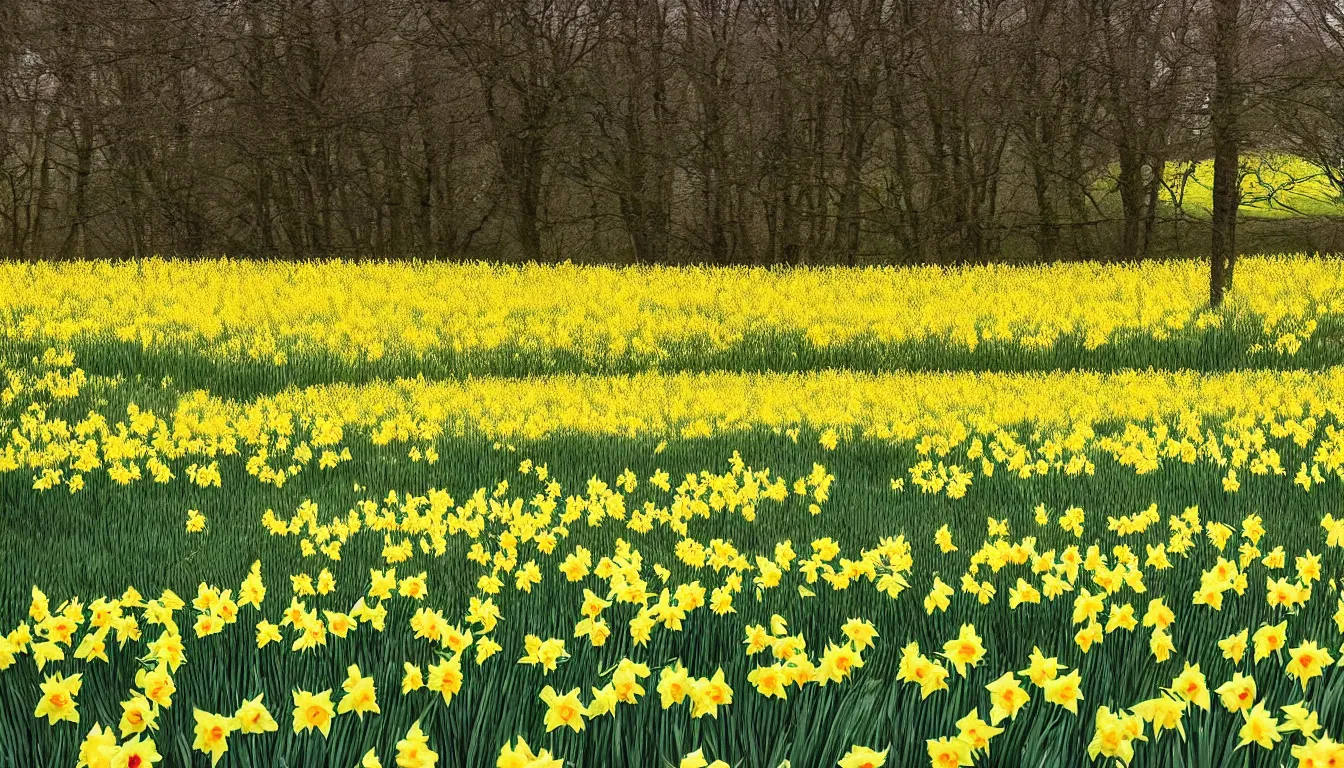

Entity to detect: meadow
[1163,156,1344,220]
[3,257,1344,768]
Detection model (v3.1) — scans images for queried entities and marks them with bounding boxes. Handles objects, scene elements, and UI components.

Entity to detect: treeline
[0,0,1341,265]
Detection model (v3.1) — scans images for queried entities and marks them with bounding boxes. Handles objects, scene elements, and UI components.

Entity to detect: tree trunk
[1209,0,1241,308]
[1116,147,1144,262]
[834,68,866,265]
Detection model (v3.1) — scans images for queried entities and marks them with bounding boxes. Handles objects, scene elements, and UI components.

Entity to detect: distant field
[2,256,1342,393]
[4,258,1344,767]
[1164,154,1344,219]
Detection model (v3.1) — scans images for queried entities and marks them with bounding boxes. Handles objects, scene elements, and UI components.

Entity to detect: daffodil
[394,721,438,768]
[190,710,234,767]
[110,736,162,768]
[233,694,277,735]
[426,656,463,707]
[1168,663,1210,711]
[940,624,985,677]
[985,673,1030,724]
[291,688,334,737]
[1214,672,1256,713]
[77,723,117,768]
[1237,702,1281,750]
[1043,670,1084,714]
[927,737,973,768]
[337,664,380,717]
[118,696,158,738]
[539,686,585,733]
[34,671,82,724]
[838,745,887,768]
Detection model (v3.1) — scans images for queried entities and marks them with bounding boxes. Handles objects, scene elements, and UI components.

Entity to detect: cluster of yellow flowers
[261,453,830,565]
[10,346,1344,506]
[9,441,1344,766]
[7,254,1344,767]
[0,256,1334,364]
[18,577,441,768]
[223,366,1344,446]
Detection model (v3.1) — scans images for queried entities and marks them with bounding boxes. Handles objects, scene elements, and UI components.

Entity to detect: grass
[4,257,1344,768]
[2,430,1341,767]
[2,324,1342,403]
[1163,155,1344,220]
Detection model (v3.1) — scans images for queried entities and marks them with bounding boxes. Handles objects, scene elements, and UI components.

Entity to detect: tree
[426,0,605,262]
[1208,0,1241,307]
[0,0,1332,264]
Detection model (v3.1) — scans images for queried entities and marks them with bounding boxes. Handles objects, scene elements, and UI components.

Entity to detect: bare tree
[0,0,1334,265]
[584,0,675,263]
[425,0,604,261]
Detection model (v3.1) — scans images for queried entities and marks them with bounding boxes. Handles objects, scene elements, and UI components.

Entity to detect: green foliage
[5,313,1344,403]
[1164,155,1344,220]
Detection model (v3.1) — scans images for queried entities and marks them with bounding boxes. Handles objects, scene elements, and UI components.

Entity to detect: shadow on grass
[6,319,1344,400]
